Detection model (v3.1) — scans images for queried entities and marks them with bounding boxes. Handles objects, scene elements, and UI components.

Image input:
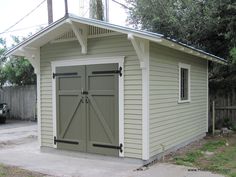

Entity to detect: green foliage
[172,137,236,176]
[127,0,236,85]
[127,0,235,59]
[230,48,236,64]
[0,38,6,64]
[174,150,202,166]
[231,124,236,131]
[207,145,236,176]
[1,57,36,86]
[230,173,236,177]
[0,37,36,86]
[222,118,233,128]
[201,140,226,152]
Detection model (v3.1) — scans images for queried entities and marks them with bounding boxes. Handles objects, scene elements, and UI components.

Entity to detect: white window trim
[51,56,125,157]
[178,63,191,103]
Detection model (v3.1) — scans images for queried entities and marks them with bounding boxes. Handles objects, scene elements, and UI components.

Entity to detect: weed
[171,135,236,177]
[230,173,236,177]
[201,140,226,152]
[174,150,202,166]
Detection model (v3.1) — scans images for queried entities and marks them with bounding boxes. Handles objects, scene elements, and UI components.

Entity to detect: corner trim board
[206,61,209,132]
[128,33,150,160]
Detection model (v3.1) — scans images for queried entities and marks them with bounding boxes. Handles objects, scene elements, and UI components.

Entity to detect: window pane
[181,68,188,100]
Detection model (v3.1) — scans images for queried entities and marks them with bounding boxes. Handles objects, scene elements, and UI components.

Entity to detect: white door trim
[51,56,125,157]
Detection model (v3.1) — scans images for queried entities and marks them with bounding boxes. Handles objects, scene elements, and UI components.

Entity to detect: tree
[0,38,7,63]
[90,0,104,20]
[0,37,36,86]
[127,0,236,88]
[126,0,236,59]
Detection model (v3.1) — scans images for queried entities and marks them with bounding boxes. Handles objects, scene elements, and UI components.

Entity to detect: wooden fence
[209,87,236,128]
[0,85,37,120]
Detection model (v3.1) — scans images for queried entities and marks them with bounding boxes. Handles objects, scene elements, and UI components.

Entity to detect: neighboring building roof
[4,13,226,64]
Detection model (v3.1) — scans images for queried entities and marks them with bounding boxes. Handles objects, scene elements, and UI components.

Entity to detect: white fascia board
[4,17,67,58]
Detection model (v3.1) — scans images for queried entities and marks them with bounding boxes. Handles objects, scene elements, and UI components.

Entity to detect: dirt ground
[165,133,236,161]
[0,164,51,177]
[164,133,236,177]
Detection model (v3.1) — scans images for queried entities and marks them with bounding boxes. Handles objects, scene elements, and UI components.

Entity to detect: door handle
[85,97,89,103]
[81,88,88,95]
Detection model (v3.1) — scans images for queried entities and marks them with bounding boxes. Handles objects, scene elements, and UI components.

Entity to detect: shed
[5,14,226,163]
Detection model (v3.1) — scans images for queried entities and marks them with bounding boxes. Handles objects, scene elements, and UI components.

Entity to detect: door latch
[81,88,88,95]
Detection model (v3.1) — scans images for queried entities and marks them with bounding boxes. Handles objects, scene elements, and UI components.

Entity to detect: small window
[179,63,191,103]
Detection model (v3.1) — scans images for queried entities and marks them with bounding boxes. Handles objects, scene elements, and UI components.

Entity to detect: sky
[0,0,128,46]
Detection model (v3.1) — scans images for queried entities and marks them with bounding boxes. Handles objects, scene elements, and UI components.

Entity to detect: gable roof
[4,13,226,64]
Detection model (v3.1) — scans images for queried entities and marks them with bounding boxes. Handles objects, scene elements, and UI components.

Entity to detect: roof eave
[3,16,68,58]
[3,13,227,65]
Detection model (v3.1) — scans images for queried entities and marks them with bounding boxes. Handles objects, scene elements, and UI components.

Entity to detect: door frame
[51,56,124,157]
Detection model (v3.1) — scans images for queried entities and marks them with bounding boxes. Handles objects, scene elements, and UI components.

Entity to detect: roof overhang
[4,13,227,65]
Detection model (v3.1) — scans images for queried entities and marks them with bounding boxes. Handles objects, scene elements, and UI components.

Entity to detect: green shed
[5,14,226,164]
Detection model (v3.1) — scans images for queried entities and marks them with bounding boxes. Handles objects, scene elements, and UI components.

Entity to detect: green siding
[40,35,142,158]
[149,42,208,158]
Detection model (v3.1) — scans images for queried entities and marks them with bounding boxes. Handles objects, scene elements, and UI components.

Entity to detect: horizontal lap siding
[40,35,142,159]
[149,42,207,157]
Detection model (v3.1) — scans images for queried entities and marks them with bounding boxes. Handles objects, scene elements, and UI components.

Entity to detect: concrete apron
[0,140,224,177]
[0,141,139,177]
[0,122,224,177]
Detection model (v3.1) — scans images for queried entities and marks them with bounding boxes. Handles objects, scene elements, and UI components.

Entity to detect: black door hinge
[54,136,79,145]
[93,143,123,153]
[53,72,78,79]
[92,67,122,77]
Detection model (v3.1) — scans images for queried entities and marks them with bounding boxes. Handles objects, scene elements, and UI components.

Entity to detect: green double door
[55,63,120,156]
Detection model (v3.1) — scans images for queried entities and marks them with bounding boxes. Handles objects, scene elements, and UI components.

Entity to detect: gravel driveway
[0,120,224,177]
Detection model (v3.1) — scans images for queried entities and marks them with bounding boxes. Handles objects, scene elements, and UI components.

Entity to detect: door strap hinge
[81,91,88,95]
[54,136,79,145]
[92,67,122,77]
[93,143,123,153]
[53,72,78,79]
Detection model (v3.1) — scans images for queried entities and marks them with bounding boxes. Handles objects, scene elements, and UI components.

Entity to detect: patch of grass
[174,150,202,166]
[0,164,46,177]
[204,145,236,176]
[230,173,236,177]
[201,140,226,152]
[170,134,236,177]
[0,164,6,177]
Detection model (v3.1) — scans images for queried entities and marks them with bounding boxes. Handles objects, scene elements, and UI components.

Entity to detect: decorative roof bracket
[128,34,149,69]
[67,19,88,54]
[18,47,40,74]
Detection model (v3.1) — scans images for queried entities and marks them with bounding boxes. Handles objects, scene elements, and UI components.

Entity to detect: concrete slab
[132,163,224,177]
[0,140,224,177]
[0,120,224,177]
[0,141,138,177]
[0,120,37,144]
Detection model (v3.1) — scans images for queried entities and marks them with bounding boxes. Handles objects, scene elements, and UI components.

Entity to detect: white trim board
[141,42,150,160]
[206,61,209,132]
[51,56,125,157]
[178,63,191,103]
[37,71,42,147]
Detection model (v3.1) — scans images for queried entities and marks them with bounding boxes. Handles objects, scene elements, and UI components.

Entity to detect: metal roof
[4,13,227,64]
